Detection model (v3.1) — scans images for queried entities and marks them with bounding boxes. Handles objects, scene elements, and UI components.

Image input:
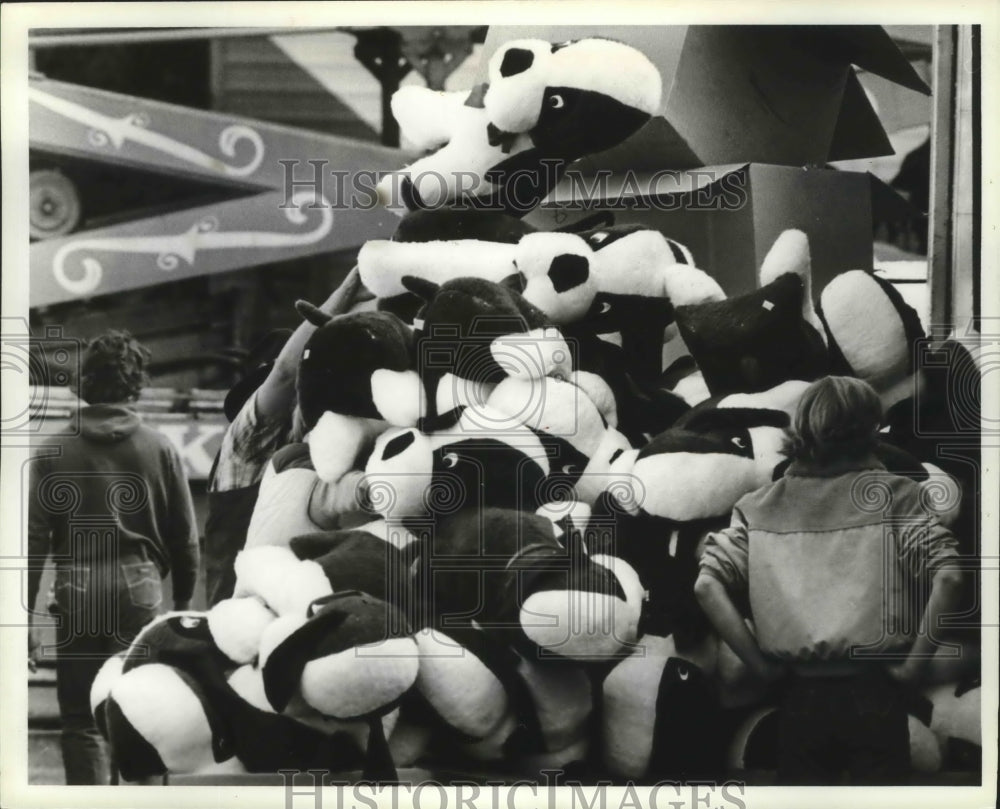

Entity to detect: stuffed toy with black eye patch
[601,632,725,781]
[817,268,926,410]
[255,590,420,782]
[295,302,426,484]
[590,389,796,651]
[671,228,829,397]
[410,506,643,663]
[485,372,634,506]
[484,38,661,163]
[374,84,542,216]
[403,275,571,425]
[358,209,538,323]
[375,38,661,218]
[674,273,829,398]
[363,404,553,521]
[89,612,378,780]
[577,224,726,390]
[499,226,696,441]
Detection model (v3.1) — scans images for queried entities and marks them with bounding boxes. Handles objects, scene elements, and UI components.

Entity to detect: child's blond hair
[785,376,883,464]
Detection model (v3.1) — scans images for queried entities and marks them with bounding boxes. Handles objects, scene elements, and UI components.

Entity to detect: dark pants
[777,668,910,785]
[50,554,162,785]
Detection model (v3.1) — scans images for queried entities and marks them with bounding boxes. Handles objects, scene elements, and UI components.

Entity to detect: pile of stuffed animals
[90,36,981,784]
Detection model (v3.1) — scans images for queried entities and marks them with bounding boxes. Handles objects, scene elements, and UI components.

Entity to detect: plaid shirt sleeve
[209,390,292,492]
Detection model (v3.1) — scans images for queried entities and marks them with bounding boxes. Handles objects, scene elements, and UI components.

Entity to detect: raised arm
[254,267,363,420]
[163,445,200,611]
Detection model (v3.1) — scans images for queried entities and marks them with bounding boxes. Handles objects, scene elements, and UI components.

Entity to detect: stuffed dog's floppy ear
[678,406,791,434]
[401,276,441,302]
[500,273,527,294]
[295,299,334,327]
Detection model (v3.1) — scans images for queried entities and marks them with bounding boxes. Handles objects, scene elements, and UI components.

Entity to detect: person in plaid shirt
[204,270,362,604]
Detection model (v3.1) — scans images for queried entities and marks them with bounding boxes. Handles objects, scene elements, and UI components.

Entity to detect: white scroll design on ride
[51,191,334,296]
[28,87,265,178]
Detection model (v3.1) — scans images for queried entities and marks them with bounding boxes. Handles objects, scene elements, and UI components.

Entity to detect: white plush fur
[758,229,810,288]
[546,38,662,117]
[630,451,764,521]
[110,663,217,774]
[517,232,597,325]
[591,229,674,298]
[354,517,422,551]
[589,229,723,306]
[757,229,825,341]
[671,370,712,407]
[909,716,944,773]
[388,717,434,768]
[577,428,633,506]
[415,629,510,738]
[488,375,606,458]
[234,546,333,617]
[536,500,591,537]
[570,370,619,428]
[307,411,385,484]
[821,270,910,396]
[603,447,643,515]
[90,654,125,718]
[520,578,637,661]
[659,262,727,306]
[234,544,299,599]
[435,373,495,419]
[371,368,426,427]
[746,425,791,482]
[602,634,676,777]
[486,39,661,134]
[365,428,435,519]
[717,379,810,418]
[376,88,532,213]
[227,664,275,713]
[299,637,420,719]
[491,327,572,381]
[208,597,278,665]
[358,239,517,299]
[390,86,470,151]
[514,655,592,764]
[244,461,322,550]
[258,615,308,671]
[924,682,981,746]
[485,40,554,133]
[458,712,519,763]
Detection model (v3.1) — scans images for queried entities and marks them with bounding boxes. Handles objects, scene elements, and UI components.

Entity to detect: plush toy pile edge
[92,35,982,784]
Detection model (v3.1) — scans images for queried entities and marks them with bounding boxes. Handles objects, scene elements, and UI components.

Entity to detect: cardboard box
[478,25,929,167]
[525,163,889,298]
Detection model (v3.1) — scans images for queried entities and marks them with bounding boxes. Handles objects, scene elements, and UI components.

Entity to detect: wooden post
[928,25,956,335]
[928,25,980,338]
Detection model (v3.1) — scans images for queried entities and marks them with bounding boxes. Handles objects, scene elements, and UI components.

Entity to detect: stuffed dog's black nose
[548,253,590,293]
[499,47,535,77]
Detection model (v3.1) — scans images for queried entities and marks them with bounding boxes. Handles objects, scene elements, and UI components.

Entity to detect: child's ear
[500,272,527,294]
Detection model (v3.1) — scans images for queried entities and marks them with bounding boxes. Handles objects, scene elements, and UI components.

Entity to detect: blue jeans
[49,554,162,785]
